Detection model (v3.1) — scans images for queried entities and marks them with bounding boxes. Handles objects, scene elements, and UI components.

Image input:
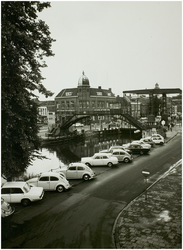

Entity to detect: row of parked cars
[1,133,165,217]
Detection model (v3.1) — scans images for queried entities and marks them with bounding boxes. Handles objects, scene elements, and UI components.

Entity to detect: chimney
[98,86,101,89]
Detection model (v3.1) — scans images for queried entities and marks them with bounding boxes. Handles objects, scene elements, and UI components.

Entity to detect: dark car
[125,144,150,155]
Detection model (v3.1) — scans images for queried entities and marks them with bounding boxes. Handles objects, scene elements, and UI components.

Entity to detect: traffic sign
[142,169,150,178]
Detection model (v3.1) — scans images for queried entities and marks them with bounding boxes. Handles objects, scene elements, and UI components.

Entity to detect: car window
[68,166,76,171]
[78,167,84,170]
[95,156,101,159]
[11,188,23,194]
[113,152,118,155]
[120,152,125,155]
[1,188,11,194]
[102,156,108,159]
[23,183,31,193]
[39,176,49,181]
[50,176,59,181]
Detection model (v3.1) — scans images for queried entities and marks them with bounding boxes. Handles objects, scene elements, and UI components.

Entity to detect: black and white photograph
[1,1,182,248]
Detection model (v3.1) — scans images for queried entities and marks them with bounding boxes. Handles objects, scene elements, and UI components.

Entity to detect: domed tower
[77,71,90,111]
[78,71,90,87]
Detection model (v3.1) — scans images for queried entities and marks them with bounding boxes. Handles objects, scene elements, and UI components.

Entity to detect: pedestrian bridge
[48,110,146,137]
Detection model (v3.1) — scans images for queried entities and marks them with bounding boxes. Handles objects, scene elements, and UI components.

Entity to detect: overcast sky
[37,1,182,100]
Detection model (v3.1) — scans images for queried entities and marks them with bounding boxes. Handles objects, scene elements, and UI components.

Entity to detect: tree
[2,1,55,178]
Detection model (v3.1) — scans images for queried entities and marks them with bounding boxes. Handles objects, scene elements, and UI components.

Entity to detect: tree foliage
[2,1,55,178]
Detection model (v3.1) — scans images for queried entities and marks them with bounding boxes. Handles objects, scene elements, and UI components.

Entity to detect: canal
[26,132,140,177]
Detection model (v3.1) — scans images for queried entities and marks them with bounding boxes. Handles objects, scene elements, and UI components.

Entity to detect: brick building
[55,71,117,125]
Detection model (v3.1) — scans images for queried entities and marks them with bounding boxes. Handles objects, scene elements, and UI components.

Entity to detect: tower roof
[78,71,90,86]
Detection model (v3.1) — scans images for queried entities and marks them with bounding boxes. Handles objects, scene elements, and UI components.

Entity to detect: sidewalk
[113,125,182,249]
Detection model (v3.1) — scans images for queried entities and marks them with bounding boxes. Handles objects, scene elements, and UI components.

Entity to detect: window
[97,92,102,96]
[78,167,84,171]
[39,176,49,181]
[65,92,72,96]
[11,188,23,194]
[1,188,11,194]
[68,166,76,171]
[50,176,59,181]
[70,101,74,107]
[102,156,108,159]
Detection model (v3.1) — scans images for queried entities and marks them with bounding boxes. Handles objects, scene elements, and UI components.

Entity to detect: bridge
[123,88,182,115]
[49,110,146,137]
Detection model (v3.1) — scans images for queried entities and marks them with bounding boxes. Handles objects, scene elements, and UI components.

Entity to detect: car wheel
[83,174,90,181]
[160,142,164,145]
[140,151,144,155]
[21,199,30,206]
[107,162,113,167]
[85,163,91,167]
[124,158,130,163]
[56,185,64,193]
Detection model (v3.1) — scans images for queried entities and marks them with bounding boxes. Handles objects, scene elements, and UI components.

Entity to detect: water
[26,133,138,177]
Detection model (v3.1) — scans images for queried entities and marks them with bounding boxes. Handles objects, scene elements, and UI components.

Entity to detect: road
[2,134,182,248]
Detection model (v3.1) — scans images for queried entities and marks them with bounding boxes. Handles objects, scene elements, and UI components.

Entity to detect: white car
[1,197,15,218]
[151,136,164,145]
[1,182,44,206]
[140,137,155,147]
[81,153,118,167]
[27,172,71,193]
[151,134,164,139]
[100,146,132,155]
[110,149,133,163]
[55,162,95,181]
[131,140,151,149]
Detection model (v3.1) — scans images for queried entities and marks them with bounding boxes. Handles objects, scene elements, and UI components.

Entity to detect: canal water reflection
[26,133,137,177]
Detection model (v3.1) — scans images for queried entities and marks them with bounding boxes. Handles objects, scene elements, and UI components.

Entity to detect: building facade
[55,72,117,125]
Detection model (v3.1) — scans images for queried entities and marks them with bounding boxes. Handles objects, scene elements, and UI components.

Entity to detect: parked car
[151,136,164,145]
[151,133,164,139]
[131,140,151,149]
[27,172,71,193]
[100,146,132,155]
[1,182,44,206]
[140,137,155,147]
[123,144,150,155]
[81,153,118,167]
[1,197,15,218]
[56,162,95,181]
[110,149,133,163]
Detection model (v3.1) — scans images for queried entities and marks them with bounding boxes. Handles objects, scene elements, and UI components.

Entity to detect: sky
[37,1,182,100]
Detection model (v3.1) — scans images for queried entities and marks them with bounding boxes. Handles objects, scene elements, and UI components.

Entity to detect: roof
[112,149,128,153]
[94,152,110,156]
[39,172,61,177]
[69,162,87,167]
[38,100,55,106]
[56,87,116,98]
[78,71,90,86]
[2,182,26,188]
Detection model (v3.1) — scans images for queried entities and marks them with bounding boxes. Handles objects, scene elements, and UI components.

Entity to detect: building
[55,71,117,125]
[38,100,55,130]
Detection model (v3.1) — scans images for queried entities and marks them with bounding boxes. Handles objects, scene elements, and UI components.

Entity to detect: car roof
[94,152,109,156]
[112,149,127,153]
[2,182,26,188]
[40,172,61,177]
[69,162,87,167]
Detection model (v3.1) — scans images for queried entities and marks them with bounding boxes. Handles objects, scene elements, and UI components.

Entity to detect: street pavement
[113,124,182,249]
